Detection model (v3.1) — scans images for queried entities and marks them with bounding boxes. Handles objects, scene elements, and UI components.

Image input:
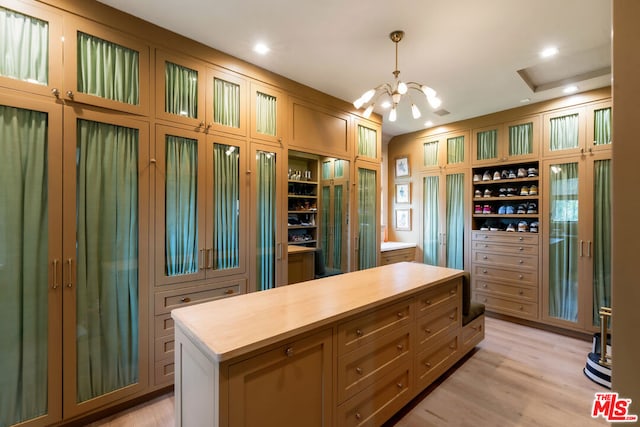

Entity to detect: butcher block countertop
[171,262,463,363]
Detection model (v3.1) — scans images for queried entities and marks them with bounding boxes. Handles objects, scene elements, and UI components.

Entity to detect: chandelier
[353,30,442,122]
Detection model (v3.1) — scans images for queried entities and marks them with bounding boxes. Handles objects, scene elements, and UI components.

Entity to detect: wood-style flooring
[88,317,609,427]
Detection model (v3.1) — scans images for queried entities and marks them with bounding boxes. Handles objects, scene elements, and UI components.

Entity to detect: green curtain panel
[77,32,139,105]
[165,62,198,118]
[423,141,438,167]
[592,159,612,326]
[0,105,49,426]
[321,186,330,263]
[447,136,465,164]
[335,160,345,178]
[213,78,240,128]
[422,176,440,266]
[165,135,198,276]
[358,168,377,269]
[509,122,533,156]
[594,107,612,146]
[322,161,331,180]
[333,185,344,270]
[548,162,579,322]
[76,119,139,403]
[213,143,240,269]
[256,151,276,291]
[0,7,48,85]
[476,130,497,161]
[256,92,277,136]
[446,173,464,269]
[549,114,579,151]
[357,125,377,158]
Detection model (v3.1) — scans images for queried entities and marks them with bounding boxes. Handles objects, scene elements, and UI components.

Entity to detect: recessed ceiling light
[540,46,559,58]
[563,85,578,94]
[424,121,433,127]
[254,43,270,55]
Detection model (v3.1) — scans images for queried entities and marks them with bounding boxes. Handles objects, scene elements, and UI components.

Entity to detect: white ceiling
[98,0,612,139]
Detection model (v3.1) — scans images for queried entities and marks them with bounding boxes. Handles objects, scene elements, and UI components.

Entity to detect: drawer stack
[471,231,539,320]
[336,299,413,426]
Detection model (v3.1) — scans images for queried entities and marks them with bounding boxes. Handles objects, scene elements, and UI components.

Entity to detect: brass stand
[598,306,612,367]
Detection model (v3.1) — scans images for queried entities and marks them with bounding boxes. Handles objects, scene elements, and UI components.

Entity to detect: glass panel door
[357,167,377,270]
[445,172,465,269]
[422,174,440,266]
[591,158,612,327]
[255,149,278,290]
[547,161,580,323]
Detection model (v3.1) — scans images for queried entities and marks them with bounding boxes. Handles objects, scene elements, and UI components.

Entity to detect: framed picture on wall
[395,155,410,178]
[395,183,410,204]
[395,208,411,231]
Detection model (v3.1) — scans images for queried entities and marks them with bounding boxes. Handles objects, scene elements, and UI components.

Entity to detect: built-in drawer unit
[472,231,539,245]
[474,278,537,302]
[472,265,537,286]
[472,240,538,256]
[474,293,538,320]
[461,316,484,353]
[472,251,537,270]
[155,278,246,315]
[337,325,411,403]
[337,364,411,427]
[414,279,460,319]
[337,299,411,355]
[415,331,459,390]
[380,247,416,265]
[415,301,459,351]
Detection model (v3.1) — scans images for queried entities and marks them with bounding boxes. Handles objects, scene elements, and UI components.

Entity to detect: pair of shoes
[527,167,538,177]
[506,223,516,232]
[517,221,529,232]
[530,221,539,233]
[517,168,527,178]
[527,202,537,214]
[498,205,515,215]
[528,184,538,195]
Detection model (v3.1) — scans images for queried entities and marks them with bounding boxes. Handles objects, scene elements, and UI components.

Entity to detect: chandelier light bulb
[411,104,421,119]
[361,89,376,103]
[428,96,442,109]
[421,85,436,98]
[353,97,364,109]
[363,104,374,118]
[389,107,397,122]
[397,81,408,95]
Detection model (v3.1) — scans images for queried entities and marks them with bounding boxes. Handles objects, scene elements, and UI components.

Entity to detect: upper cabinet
[421,130,469,170]
[355,118,381,163]
[250,81,285,144]
[62,15,150,115]
[542,102,612,158]
[0,0,63,97]
[472,116,540,165]
[207,66,247,137]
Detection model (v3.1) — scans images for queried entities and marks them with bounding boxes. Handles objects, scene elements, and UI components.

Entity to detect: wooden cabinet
[288,153,319,248]
[355,119,382,163]
[173,263,477,427]
[421,130,469,170]
[379,246,416,265]
[250,82,286,144]
[227,329,333,427]
[471,231,539,320]
[472,116,541,165]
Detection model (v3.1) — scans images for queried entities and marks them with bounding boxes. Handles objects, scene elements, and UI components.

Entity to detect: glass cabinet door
[0,92,63,427]
[543,107,586,157]
[356,122,380,161]
[586,101,612,154]
[545,160,580,324]
[320,158,350,274]
[472,127,499,165]
[62,109,149,417]
[422,174,441,266]
[445,172,465,270]
[250,82,284,144]
[356,166,378,270]
[207,67,247,137]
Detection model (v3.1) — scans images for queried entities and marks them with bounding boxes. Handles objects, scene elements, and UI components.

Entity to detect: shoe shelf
[473,196,538,202]
[287,157,319,248]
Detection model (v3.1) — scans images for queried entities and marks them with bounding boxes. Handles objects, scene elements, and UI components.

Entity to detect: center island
[172,262,484,427]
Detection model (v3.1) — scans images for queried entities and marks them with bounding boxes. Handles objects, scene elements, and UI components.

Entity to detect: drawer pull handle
[356,329,363,337]
[425,300,432,305]
[519,274,524,279]
[424,361,432,368]
[519,247,524,251]
[484,244,488,248]
[519,236,524,241]
[483,255,488,260]
[483,284,488,288]
[483,269,488,274]
[519,259,524,264]
[449,289,456,295]
[224,289,234,295]
[425,328,432,334]
[519,305,524,311]
[519,290,524,295]
[355,412,362,420]
[449,343,456,350]
[397,312,404,319]
[356,367,363,375]
[449,313,455,320]
[180,297,191,303]
[483,235,488,239]
[285,347,294,357]
[397,344,404,351]
[397,382,404,389]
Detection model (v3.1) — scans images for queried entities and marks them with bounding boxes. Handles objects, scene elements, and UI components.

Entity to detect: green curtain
[213,78,240,128]
[76,119,139,403]
[357,125,377,158]
[77,32,139,105]
[165,62,198,118]
[335,160,345,178]
[509,122,533,156]
[322,161,331,180]
[0,6,48,85]
[594,107,612,146]
[423,141,438,166]
[447,136,465,164]
[321,186,330,263]
[0,105,48,425]
[592,159,612,326]
[333,185,343,271]
[256,92,276,136]
[422,176,439,266]
[213,143,239,269]
[549,114,579,151]
[165,135,198,276]
[446,173,464,269]
[256,151,276,291]
[358,168,377,269]
[548,162,579,322]
[476,130,497,161]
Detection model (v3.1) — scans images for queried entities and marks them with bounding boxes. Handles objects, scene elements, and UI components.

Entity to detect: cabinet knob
[449,289,456,295]
[519,274,524,280]
[397,383,404,389]
[355,329,363,337]
[425,300,432,305]
[519,290,524,295]
[519,237,524,241]
[285,347,294,357]
[519,305,524,311]
[424,328,432,334]
[483,235,488,239]
[482,269,488,274]
[519,259,524,264]
[424,361,432,368]
[224,289,234,295]
[484,244,489,248]
[396,344,404,351]
[519,247,524,251]
[355,412,362,420]
[356,367,363,375]
[180,297,191,303]
[483,255,488,260]
[483,284,488,288]
[66,90,74,99]
[449,343,456,350]
[51,88,60,98]
[397,312,404,319]
[449,313,455,320]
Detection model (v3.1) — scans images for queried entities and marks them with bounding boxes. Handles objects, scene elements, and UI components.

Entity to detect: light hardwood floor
[88,317,609,427]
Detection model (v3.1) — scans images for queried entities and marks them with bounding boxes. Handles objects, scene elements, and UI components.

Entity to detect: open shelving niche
[288,154,319,247]
[471,161,540,234]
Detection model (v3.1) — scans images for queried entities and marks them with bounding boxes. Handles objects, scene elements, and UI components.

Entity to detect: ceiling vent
[433,109,450,116]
